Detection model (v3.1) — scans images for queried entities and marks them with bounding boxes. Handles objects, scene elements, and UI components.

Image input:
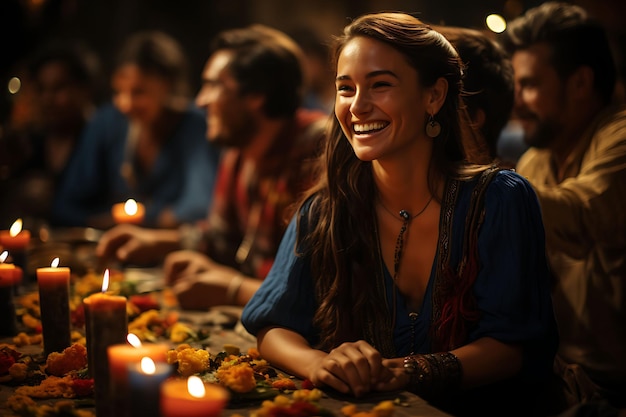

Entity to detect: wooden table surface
[0,266,453,417]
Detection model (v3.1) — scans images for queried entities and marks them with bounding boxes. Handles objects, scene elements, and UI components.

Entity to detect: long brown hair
[297,12,490,351]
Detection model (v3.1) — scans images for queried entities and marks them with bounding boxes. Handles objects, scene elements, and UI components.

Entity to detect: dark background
[1,0,625,106]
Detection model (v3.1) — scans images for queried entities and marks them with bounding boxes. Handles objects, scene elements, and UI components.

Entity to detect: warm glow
[187,376,205,398]
[7,77,21,94]
[0,251,7,263]
[124,199,138,216]
[127,333,142,348]
[140,357,156,375]
[9,219,23,237]
[486,14,507,33]
[101,269,110,292]
[50,257,60,268]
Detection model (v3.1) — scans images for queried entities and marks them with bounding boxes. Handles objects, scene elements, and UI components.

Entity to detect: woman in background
[52,31,220,229]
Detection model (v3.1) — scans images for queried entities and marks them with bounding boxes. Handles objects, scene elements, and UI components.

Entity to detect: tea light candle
[83,269,128,417]
[0,218,31,251]
[0,251,22,337]
[36,257,71,356]
[128,357,172,417]
[112,199,145,224]
[161,376,229,417]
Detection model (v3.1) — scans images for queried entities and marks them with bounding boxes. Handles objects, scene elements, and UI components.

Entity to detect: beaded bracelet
[403,352,462,399]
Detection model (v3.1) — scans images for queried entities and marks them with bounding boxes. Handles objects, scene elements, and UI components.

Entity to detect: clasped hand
[307,341,409,397]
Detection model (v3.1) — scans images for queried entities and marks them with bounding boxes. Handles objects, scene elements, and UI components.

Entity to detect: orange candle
[36,257,71,356]
[0,251,21,337]
[112,199,145,224]
[161,376,229,417]
[84,270,128,417]
[0,219,30,251]
[0,251,23,287]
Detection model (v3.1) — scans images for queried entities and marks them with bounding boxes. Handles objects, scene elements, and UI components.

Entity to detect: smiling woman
[242,11,559,417]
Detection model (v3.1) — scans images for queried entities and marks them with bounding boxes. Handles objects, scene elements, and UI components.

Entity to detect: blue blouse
[242,170,557,378]
[51,103,220,227]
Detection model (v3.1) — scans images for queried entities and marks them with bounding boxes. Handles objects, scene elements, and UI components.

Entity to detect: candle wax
[37,266,71,356]
[83,292,128,417]
[128,362,171,417]
[111,202,145,224]
[161,379,229,417]
[0,230,31,251]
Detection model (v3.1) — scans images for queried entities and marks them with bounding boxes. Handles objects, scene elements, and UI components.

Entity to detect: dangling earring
[425,113,441,138]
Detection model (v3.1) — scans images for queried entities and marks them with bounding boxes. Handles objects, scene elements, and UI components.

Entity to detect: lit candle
[83,269,128,417]
[0,218,31,251]
[0,251,22,286]
[36,257,71,356]
[108,334,168,384]
[128,357,172,417]
[161,376,229,417]
[107,334,169,416]
[0,251,22,337]
[112,199,145,224]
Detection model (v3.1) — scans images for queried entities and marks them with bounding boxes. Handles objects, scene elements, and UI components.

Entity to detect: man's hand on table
[96,224,181,265]
[164,251,262,310]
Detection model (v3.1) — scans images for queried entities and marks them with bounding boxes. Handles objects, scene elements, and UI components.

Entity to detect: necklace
[379,195,434,280]
[379,194,433,356]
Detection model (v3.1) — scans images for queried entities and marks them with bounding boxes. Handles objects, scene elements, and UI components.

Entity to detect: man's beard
[210,113,257,149]
[518,112,560,149]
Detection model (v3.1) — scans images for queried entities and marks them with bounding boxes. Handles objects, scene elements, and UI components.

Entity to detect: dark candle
[128,357,171,417]
[36,259,71,356]
[83,270,128,417]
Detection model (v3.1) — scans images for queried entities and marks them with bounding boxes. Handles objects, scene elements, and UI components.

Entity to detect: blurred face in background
[511,43,570,149]
[195,50,258,148]
[111,64,171,126]
[36,61,90,131]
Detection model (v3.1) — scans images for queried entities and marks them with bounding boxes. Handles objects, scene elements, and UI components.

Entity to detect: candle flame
[187,375,205,398]
[124,199,138,216]
[0,251,7,263]
[127,333,142,348]
[50,257,60,268]
[101,269,110,292]
[9,219,23,237]
[140,357,156,375]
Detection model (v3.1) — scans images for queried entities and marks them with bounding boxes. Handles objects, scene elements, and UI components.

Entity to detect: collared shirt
[516,106,626,386]
[200,109,327,279]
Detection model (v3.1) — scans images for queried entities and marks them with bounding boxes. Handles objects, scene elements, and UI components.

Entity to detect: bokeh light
[7,77,21,94]
[486,14,507,33]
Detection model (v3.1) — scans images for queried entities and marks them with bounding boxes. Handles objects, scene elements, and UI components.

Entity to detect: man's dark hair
[211,25,304,119]
[500,1,616,105]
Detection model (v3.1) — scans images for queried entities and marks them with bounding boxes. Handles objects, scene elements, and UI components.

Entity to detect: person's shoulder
[462,167,534,200]
[592,105,626,139]
[484,169,538,206]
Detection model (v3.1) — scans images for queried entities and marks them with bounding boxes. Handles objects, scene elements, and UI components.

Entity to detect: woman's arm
[257,327,396,397]
[452,337,522,388]
[381,337,522,395]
